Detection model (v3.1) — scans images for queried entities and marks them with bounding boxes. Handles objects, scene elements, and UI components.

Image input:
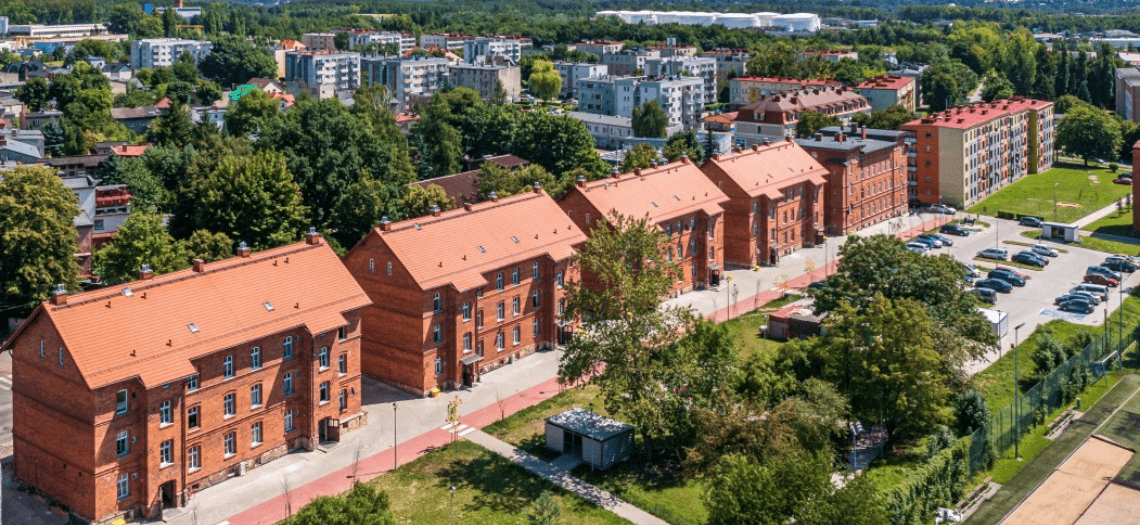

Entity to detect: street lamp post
[849,421,864,473]
[392,402,398,471]
[1014,322,1025,459]
[1053,182,1059,221]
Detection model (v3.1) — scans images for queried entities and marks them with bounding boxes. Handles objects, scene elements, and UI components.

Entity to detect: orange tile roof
[268,91,296,107]
[110,144,149,157]
[5,240,370,390]
[703,111,738,124]
[732,76,839,86]
[280,39,307,50]
[368,191,586,292]
[902,98,1053,131]
[565,159,729,223]
[855,75,914,91]
[409,171,478,206]
[702,140,830,199]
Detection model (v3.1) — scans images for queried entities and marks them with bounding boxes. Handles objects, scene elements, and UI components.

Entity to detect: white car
[1032,244,1059,257]
[906,242,930,254]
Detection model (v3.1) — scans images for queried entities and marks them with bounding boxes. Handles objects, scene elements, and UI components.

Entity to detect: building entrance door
[160,480,177,508]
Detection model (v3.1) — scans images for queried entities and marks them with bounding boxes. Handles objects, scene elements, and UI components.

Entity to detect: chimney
[861,126,867,140]
[489,191,499,202]
[577,174,588,188]
[849,122,859,132]
[837,133,846,142]
[784,136,793,143]
[680,152,690,164]
[237,241,250,258]
[752,144,760,152]
[139,264,154,281]
[532,181,543,194]
[463,202,474,211]
[50,283,68,306]
[814,132,822,141]
[379,216,392,231]
[429,204,441,217]
[305,226,321,245]
[611,166,620,178]
[633,167,642,177]
[192,259,205,272]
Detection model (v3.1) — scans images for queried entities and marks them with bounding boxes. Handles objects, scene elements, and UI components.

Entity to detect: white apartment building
[463,38,522,64]
[576,75,704,131]
[552,62,608,99]
[600,49,660,76]
[347,31,416,54]
[419,33,474,52]
[644,55,717,104]
[284,51,361,97]
[130,38,212,69]
[362,55,451,110]
[576,40,625,56]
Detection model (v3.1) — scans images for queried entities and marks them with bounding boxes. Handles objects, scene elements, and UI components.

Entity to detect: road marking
[458,427,476,437]
[0,376,11,389]
[451,424,468,433]
[441,423,457,430]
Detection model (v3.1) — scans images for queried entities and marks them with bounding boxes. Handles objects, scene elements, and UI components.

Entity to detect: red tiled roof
[566,159,729,223]
[409,171,478,206]
[370,191,587,292]
[703,111,738,124]
[155,97,172,110]
[702,141,830,199]
[732,76,838,86]
[280,39,306,50]
[901,98,1054,131]
[247,77,281,90]
[736,86,869,123]
[394,113,420,124]
[5,240,370,390]
[110,144,149,157]
[268,91,295,107]
[855,75,915,91]
[478,154,530,169]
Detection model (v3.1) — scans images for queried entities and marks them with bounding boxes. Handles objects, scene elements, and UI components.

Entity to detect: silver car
[1032,244,1059,257]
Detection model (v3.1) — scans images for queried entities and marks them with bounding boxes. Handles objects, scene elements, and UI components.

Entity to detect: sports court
[1001,437,1137,525]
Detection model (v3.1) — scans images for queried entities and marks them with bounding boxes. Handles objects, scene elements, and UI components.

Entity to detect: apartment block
[552,61,608,98]
[733,86,871,145]
[1,234,370,523]
[558,158,730,296]
[284,51,361,98]
[129,39,212,69]
[645,42,698,57]
[700,139,829,266]
[347,30,416,54]
[419,33,475,52]
[363,55,450,109]
[1116,67,1140,122]
[301,32,337,52]
[450,63,521,102]
[343,190,586,395]
[727,76,842,108]
[575,40,625,57]
[463,37,522,64]
[796,126,909,235]
[575,75,705,131]
[600,48,660,76]
[699,48,750,79]
[855,75,917,113]
[901,98,1054,207]
[644,55,717,104]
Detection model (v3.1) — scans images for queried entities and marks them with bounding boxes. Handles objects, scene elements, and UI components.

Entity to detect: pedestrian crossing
[440,422,478,437]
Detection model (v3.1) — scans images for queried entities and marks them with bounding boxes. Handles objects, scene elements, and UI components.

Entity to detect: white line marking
[458,427,476,437]
[441,423,457,430]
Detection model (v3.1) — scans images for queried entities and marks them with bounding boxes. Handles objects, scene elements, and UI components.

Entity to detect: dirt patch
[1056,202,1082,208]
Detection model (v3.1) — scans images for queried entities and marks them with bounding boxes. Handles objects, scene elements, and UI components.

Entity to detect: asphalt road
[920,216,1138,375]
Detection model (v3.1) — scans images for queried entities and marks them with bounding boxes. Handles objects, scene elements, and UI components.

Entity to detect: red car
[1084,274,1120,287]
[1113,177,1133,185]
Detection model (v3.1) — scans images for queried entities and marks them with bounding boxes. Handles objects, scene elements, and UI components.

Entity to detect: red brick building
[700,139,829,267]
[558,158,729,295]
[1,233,370,523]
[796,126,909,235]
[343,188,586,396]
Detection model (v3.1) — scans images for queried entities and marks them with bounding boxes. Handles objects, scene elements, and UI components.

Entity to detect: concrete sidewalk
[1072,200,1130,229]
[466,430,669,525]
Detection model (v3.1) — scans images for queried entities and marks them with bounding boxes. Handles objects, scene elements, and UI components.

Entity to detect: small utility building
[1042,222,1080,242]
[545,408,634,470]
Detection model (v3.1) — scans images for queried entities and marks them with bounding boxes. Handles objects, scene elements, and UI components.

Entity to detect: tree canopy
[529,59,563,102]
[632,100,668,138]
[1057,103,1122,166]
[199,36,277,88]
[93,213,189,285]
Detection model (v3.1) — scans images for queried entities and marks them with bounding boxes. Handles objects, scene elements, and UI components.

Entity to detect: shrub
[1109,163,1119,173]
[954,391,990,436]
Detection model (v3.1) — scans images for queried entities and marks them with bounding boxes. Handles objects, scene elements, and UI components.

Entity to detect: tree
[15,77,50,112]
[334,31,350,51]
[798,475,890,525]
[93,213,189,284]
[631,100,668,138]
[400,184,455,218]
[411,113,464,179]
[1057,105,1122,166]
[105,157,166,212]
[795,111,842,138]
[199,36,277,88]
[177,151,309,250]
[184,229,234,263]
[705,451,833,525]
[746,40,800,78]
[529,59,562,102]
[852,104,917,131]
[147,102,195,148]
[279,483,396,525]
[41,119,65,157]
[196,80,223,105]
[225,88,280,137]
[980,70,1014,102]
[663,131,703,163]
[526,491,562,525]
[1000,29,1038,96]
[114,86,158,108]
[921,61,979,112]
[953,390,990,436]
[620,143,659,172]
[830,57,865,86]
[0,166,81,315]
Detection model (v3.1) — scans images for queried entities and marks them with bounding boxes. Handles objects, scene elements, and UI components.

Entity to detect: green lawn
[1094,378,1140,489]
[367,440,633,525]
[1001,239,1069,253]
[1021,229,1140,257]
[1084,206,1136,238]
[484,384,607,458]
[967,164,1130,224]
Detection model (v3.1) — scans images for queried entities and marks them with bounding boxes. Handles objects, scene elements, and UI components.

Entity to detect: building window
[250,347,261,370]
[39,340,43,359]
[224,432,236,457]
[462,302,471,320]
[497,302,504,320]
[319,347,329,369]
[496,273,503,290]
[434,357,442,375]
[387,262,393,276]
[339,389,348,411]
[512,297,520,315]
[433,325,442,344]
[58,347,63,366]
[690,217,696,230]
[159,400,173,425]
[533,318,540,337]
[368,258,374,272]
[160,440,173,466]
[116,430,129,456]
[476,309,484,328]
[512,269,519,286]
[188,446,200,471]
[188,406,200,428]
[433,293,442,312]
[251,384,262,408]
[251,422,263,447]
[284,337,294,360]
[463,333,472,352]
[496,332,504,350]
[223,356,234,379]
[284,411,294,432]
[558,298,565,315]
[513,326,521,345]
[338,326,347,341]
[117,474,130,499]
[284,372,294,395]
[224,393,236,417]
[556,271,564,288]
[116,389,129,414]
[319,381,330,403]
[532,262,539,279]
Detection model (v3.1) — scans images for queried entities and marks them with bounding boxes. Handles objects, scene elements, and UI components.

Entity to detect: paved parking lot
[919,217,1138,375]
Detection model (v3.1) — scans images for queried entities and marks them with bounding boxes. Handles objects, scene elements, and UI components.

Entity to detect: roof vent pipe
[237,241,250,258]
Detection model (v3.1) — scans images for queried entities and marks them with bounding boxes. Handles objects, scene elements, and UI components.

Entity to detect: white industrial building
[594,10,816,30]
[772,13,821,33]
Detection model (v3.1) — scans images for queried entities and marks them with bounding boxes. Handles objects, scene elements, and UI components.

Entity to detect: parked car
[906,242,930,254]
[1102,258,1137,273]
[931,233,955,246]
[977,248,1009,260]
[1084,273,1120,287]
[930,204,956,215]
[1086,265,1123,281]
[963,263,982,278]
[1031,244,1059,257]
[1071,284,1110,301]
[941,224,970,236]
[1059,299,1096,314]
[996,267,1030,280]
[1019,216,1043,227]
[1056,292,1100,306]
[916,235,943,248]
[1012,251,1048,267]
[973,287,997,303]
[1113,177,1132,185]
[975,278,1013,293]
[988,269,1026,286]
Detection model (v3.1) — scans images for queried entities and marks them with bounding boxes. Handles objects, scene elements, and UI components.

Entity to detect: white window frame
[319,347,329,370]
[188,446,200,471]
[160,439,173,467]
[251,384,262,408]
[223,355,234,379]
[116,389,129,414]
[224,432,236,457]
[284,410,294,432]
[250,347,261,370]
[513,326,521,345]
[159,400,173,425]
[284,372,294,395]
[117,474,130,499]
[251,422,263,447]
[116,430,129,456]
[224,393,235,417]
[283,336,294,359]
